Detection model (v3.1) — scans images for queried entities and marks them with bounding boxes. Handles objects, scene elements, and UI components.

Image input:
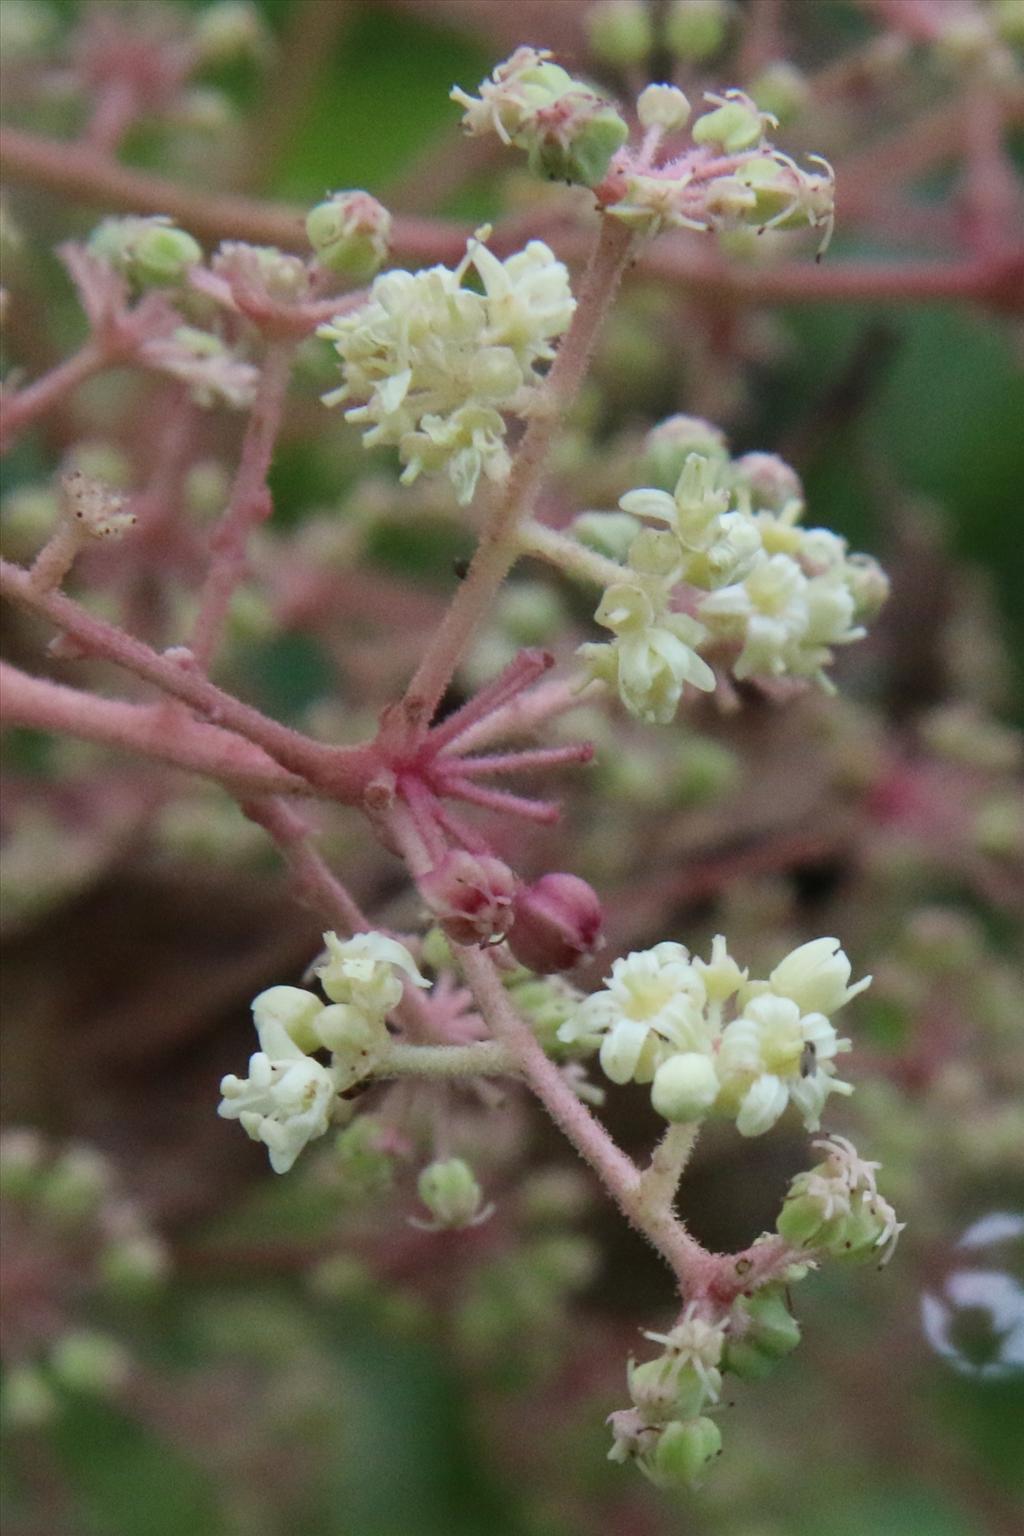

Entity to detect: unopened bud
[307,191,392,281]
[0,1128,47,1200]
[1,1364,58,1430]
[571,510,641,561]
[723,1288,800,1379]
[649,1415,722,1488]
[420,850,517,946]
[637,84,691,134]
[40,1145,110,1224]
[586,1,653,67]
[98,1234,170,1299]
[644,414,728,490]
[665,0,733,62]
[507,872,604,973]
[749,60,809,124]
[50,1331,130,1397]
[651,1051,719,1122]
[195,1,272,66]
[527,96,629,187]
[692,95,764,153]
[416,1157,488,1229]
[730,450,802,512]
[89,216,201,287]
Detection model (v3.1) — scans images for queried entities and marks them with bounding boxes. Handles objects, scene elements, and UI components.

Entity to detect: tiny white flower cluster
[558,935,869,1138]
[320,234,575,503]
[579,425,888,720]
[218,932,428,1173]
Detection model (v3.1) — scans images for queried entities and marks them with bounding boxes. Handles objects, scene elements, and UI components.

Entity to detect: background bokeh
[2,3,1023,1535]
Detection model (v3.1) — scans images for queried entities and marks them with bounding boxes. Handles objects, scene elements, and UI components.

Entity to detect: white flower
[559,943,711,1084]
[218,1050,340,1173]
[767,938,870,1016]
[580,580,715,723]
[716,993,853,1136]
[315,930,428,1015]
[320,235,574,502]
[251,984,325,1056]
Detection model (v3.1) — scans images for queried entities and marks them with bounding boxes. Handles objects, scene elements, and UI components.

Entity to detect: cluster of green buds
[87,215,202,289]
[777,1134,904,1266]
[609,1282,807,1487]
[451,46,629,187]
[608,1307,726,1488]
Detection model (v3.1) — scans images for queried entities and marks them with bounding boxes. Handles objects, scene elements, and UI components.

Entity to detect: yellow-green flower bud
[643,413,728,490]
[571,510,641,561]
[306,191,392,281]
[665,0,732,63]
[723,1289,801,1380]
[39,1145,110,1225]
[651,1051,719,1122]
[692,96,764,153]
[195,1,272,66]
[637,83,691,133]
[417,1157,488,1229]
[1,1364,58,1430]
[97,1234,170,1300]
[89,217,202,288]
[527,99,629,187]
[586,0,653,66]
[50,1331,130,1397]
[749,60,809,124]
[649,1416,722,1488]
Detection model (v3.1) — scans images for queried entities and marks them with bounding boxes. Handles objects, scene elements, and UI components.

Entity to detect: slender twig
[1,337,110,449]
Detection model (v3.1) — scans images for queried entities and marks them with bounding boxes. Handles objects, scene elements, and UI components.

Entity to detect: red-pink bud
[507,873,604,973]
[419,851,517,947]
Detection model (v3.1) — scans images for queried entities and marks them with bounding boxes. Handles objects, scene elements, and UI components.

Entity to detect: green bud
[89,217,202,288]
[518,1166,591,1224]
[420,926,456,974]
[417,1157,487,1229]
[643,413,728,490]
[669,736,739,806]
[1,486,59,560]
[571,510,641,562]
[1,1363,58,1430]
[97,1234,169,1299]
[586,1,653,67]
[509,975,582,1054]
[195,1,272,66]
[994,0,1024,47]
[496,581,564,645]
[332,1116,394,1199]
[184,460,230,520]
[528,1234,597,1290]
[0,1129,47,1200]
[749,60,809,125]
[64,441,132,490]
[649,1415,722,1488]
[306,191,391,281]
[723,1289,800,1378]
[526,101,629,187]
[665,0,732,63]
[692,98,763,154]
[776,1190,840,1249]
[50,1331,130,1397]
[39,1145,110,1225]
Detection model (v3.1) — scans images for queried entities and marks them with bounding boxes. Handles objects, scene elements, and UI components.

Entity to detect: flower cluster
[777,1133,905,1265]
[558,935,868,1137]
[218,932,428,1173]
[320,234,575,503]
[608,1306,726,1488]
[578,419,888,719]
[451,46,628,187]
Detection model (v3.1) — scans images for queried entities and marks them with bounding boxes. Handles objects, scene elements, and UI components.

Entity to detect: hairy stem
[0,662,306,795]
[191,343,293,671]
[379,1041,516,1078]
[1,337,109,450]
[638,1122,699,1219]
[459,946,714,1294]
[518,518,626,589]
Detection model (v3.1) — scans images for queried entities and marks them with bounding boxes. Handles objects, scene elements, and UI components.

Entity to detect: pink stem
[400,776,448,864]
[430,801,492,856]
[190,343,293,671]
[239,795,369,934]
[444,742,593,777]
[0,558,378,800]
[1,337,109,450]
[401,217,636,726]
[0,662,305,795]
[459,947,713,1294]
[450,678,586,755]
[422,648,554,753]
[446,777,560,824]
